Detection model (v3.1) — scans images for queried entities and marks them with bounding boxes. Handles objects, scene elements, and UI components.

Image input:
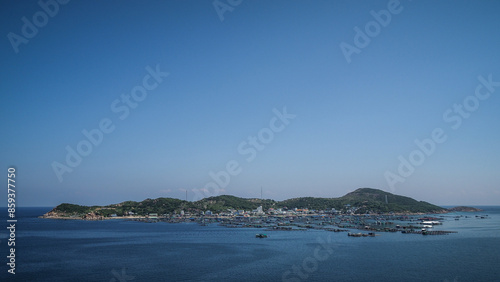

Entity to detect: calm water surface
[1,207,499,281]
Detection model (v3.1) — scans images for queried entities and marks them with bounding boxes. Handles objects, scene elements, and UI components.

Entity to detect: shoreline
[39,210,453,221]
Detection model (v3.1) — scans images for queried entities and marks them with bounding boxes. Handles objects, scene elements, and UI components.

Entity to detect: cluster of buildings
[147,205,356,219]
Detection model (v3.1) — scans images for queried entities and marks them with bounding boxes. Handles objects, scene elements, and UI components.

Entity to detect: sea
[1,207,499,282]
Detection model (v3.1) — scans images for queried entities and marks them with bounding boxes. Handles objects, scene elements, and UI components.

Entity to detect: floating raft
[402,230,457,235]
[347,232,378,237]
[325,228,349,232]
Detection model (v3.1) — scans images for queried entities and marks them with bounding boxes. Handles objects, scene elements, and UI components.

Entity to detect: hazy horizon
[2,0,499,207]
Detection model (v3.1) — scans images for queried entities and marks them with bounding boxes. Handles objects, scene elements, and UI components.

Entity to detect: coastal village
[41,189,486,237]
[42,203,488,237]
[128,204,475,236]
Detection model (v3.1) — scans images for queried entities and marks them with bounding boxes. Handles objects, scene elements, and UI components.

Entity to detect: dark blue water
[1,207,499,281]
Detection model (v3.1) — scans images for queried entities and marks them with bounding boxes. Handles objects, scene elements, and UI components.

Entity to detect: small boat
[347,233,363,237]
[256,234,268,238]
[422,220,442,225]
[348,232,377,237]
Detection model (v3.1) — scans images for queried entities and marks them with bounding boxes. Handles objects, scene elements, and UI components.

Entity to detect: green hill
[105,197,191,216]
[339,188,445,213]
[192,195,278,211]
[45,188,446,217]
[280,197,341,210]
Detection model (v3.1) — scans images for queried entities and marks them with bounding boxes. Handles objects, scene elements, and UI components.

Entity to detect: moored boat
[348,232,362,237]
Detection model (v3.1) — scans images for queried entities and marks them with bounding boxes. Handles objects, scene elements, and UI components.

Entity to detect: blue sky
[1,0,500,207]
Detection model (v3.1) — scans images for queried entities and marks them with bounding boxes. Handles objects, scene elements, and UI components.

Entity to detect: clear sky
[1,0,499,207]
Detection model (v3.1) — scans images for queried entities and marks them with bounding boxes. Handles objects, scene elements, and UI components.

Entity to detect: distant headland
[40,188,481,220]
[447,206,482,212]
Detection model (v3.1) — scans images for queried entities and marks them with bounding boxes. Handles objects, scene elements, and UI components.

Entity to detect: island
[447,206,483,212]
[42,188,453,220]
[40,188,485,236]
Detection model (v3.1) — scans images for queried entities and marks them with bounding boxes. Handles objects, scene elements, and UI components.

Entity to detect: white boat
[422,221,442,225]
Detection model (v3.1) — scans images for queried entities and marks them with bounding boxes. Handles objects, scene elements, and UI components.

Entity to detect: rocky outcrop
[448,206,482,212]
[82,212,104,220]
[40,211,104,220]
